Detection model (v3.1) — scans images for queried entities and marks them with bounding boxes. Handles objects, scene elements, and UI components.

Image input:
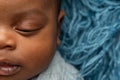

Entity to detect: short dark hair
[57,0,61,8]
[57,0,61,12]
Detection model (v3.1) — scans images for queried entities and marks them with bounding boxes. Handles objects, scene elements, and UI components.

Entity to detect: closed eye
[13,19,44,35]
[12,12,47,36]
[13,26,42,36]
[15,28,41,32]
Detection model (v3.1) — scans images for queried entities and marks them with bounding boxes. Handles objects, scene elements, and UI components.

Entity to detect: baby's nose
[0,28,16,50]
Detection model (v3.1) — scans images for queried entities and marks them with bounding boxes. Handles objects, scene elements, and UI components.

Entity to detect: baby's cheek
[21,44,55,72]
[16,47,55,80]
[16,34,57,77]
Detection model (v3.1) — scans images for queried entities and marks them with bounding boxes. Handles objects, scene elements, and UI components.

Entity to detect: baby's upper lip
[0,58,21,66]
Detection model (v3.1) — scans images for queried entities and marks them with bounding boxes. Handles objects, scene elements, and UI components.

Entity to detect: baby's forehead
[39,0,60,13]
[42,0,60,8]
[41,0,55,5]
[38,0,55,9]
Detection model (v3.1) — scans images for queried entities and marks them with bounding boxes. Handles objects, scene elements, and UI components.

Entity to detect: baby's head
[0,0,64,80]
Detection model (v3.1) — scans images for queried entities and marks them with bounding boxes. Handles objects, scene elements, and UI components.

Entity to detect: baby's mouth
[0,62,21,76]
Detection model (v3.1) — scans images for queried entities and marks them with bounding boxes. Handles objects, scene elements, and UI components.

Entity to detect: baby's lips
[0,60,21,76]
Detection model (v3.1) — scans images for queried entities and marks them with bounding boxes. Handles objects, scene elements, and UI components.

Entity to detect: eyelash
[14,28,40,37]
[15,28,40,32]
[13,25,42,36]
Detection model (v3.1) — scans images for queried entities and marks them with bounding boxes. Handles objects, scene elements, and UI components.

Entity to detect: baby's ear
[57,10,65,46]
[58,10,65,27]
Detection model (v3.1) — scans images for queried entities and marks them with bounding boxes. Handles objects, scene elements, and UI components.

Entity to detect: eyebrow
[23,9,44,15]
[14,9,48,19]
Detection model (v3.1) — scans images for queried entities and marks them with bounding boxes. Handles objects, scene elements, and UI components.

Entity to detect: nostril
[5,45,15,50]
[0,39,16,50]
[0,45,15,50]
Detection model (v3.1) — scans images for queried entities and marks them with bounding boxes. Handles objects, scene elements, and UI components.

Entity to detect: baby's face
[0,0,62,80]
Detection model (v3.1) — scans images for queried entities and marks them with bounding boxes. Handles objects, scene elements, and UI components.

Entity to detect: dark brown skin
[0,0,64,80]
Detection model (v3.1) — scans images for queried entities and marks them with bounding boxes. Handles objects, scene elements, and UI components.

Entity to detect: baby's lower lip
[0,63,21,76]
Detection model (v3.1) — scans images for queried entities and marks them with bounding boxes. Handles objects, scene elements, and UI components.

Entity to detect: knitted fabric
[59,0,120,80]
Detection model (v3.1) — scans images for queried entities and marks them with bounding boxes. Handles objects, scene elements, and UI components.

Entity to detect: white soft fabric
[32,51,83,80]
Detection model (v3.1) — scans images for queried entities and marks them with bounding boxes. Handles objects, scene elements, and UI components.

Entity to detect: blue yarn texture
[59,0,120,80]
